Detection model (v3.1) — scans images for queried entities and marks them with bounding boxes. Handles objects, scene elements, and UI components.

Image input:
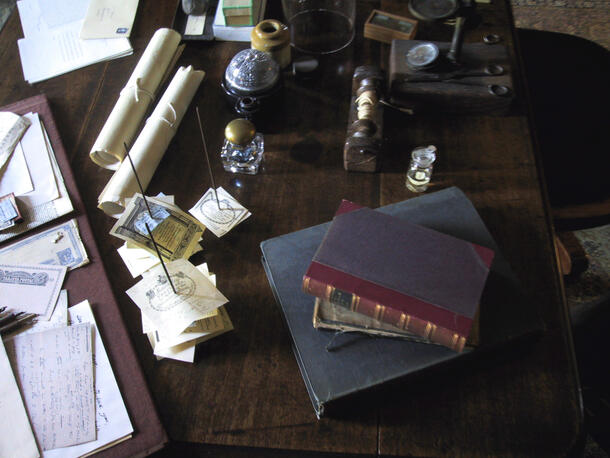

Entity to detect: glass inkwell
[221,48,281,121]
[221,118,264,175]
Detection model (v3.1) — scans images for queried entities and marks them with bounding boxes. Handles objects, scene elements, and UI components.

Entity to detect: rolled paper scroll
[98,66,205,217]
[89,28,183,169]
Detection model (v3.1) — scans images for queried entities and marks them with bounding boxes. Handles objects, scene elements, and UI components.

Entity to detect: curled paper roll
[89,28,183,170]
[98,66,205,217]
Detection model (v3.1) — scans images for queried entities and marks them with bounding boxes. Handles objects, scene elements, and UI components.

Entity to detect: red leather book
[302,200,494,352]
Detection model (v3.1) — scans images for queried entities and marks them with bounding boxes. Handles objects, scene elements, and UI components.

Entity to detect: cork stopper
[225,118,256,145]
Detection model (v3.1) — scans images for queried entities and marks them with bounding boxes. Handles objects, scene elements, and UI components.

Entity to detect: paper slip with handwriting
[80,0,139,39]
[110,194,205,261]
[5,323,96,451]
[189,187,251,238]
[40,300,134,458]
[0,338,39,458]
[0,263,66,320]
[0,219,89,270]
[126,259,228,340]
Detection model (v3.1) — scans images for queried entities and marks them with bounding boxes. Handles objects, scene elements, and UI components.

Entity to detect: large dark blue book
[260,187,541,418]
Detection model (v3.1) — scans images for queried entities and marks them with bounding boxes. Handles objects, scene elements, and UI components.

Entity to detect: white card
[0,263,67,320]
[189,186,251,237]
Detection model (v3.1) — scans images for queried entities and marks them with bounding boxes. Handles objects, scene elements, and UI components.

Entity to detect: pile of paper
[112,193,234,362]
[16,0,133,84]
[0,112,73,242]
[1,300,134,457]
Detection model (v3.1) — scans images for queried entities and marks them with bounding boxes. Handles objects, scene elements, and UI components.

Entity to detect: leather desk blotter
[0,95,168,457]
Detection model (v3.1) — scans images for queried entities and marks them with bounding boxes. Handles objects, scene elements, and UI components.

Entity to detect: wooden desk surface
[0,1,583,456]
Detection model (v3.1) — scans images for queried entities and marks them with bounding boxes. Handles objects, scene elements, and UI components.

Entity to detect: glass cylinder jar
[406,145,437,192]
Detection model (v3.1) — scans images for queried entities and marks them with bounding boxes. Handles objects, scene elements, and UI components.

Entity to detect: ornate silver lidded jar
[222,48,281,119]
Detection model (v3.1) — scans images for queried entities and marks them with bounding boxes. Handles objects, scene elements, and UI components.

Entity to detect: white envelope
[80,0,139,39]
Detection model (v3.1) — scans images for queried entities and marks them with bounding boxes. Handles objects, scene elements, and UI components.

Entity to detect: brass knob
[225,118,256,145]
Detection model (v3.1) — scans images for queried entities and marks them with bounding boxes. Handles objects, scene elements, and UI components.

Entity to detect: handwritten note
[41,300,133,458]
[5,323,96,450]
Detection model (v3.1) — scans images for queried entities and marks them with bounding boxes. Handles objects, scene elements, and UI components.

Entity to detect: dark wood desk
[0,1,583,456]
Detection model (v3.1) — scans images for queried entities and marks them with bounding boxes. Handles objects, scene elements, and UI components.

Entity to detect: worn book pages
[0,338,39,458]
[89,28,183,169]
[5,323,96,451]
[98,66,205,216]
[109,194,205,261]
[0,219,89,270]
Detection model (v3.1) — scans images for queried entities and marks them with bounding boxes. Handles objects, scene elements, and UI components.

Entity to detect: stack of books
[303,199,494,352]
[261,188,542,417]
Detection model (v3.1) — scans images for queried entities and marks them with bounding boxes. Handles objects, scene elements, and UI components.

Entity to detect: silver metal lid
[224,49,280,95]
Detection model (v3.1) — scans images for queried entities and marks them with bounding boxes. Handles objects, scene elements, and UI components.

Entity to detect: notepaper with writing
[41,300,133,458]
[5,323,96,450]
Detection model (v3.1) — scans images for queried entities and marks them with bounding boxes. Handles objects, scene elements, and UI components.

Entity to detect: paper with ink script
[40,300,134,458]
[0,338,39,458]
[0,219,89,270]
[0,263,66,320]
[5,323,96,450]
[80,0,139,39]
[189,186,251,237]
[126,259,228,340]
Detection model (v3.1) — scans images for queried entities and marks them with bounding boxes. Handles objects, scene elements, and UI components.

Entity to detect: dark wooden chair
[518,28,610,456]
[517,29,610,232]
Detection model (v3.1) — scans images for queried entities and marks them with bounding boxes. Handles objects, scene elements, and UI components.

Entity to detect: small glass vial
[221,118,264,175]
[406,145,437,192]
